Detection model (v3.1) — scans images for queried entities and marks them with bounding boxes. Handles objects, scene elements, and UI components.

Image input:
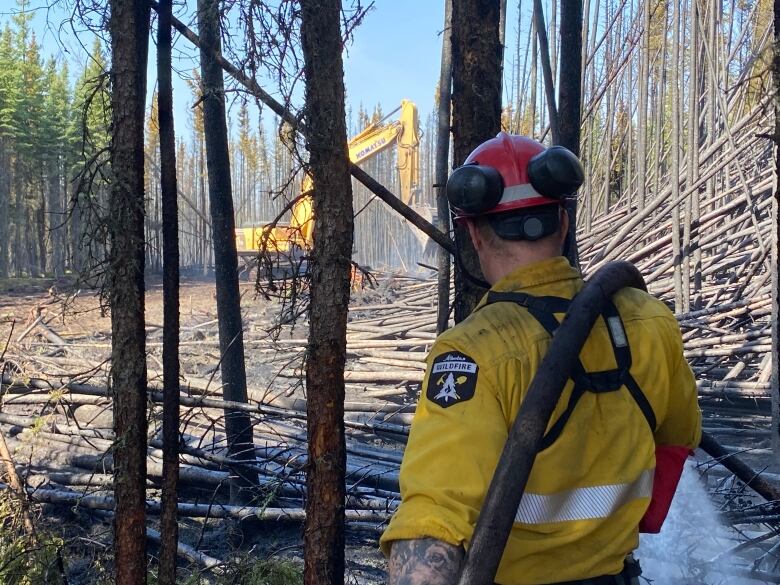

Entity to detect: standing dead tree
[683,0,701,312]
[196,0,260,504]
[107,0,150,583]
[558,0,583,267]
[435,0,453,334]
[533,0,559,142]
[451,0,503,320]
[299,0,354,583]
[156,0,180,580]
[670,0,683,312]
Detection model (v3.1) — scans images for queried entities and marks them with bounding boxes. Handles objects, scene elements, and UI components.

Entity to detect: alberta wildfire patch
[426,351,478,408]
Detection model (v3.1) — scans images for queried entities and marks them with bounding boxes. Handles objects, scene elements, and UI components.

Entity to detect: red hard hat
[446,132,584,218]
[465,133,554,214]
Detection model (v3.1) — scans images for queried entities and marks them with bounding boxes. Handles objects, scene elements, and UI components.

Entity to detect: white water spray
[638,461,754,584]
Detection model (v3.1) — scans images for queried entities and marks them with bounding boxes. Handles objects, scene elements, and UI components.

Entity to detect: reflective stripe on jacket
[380,256,702,585]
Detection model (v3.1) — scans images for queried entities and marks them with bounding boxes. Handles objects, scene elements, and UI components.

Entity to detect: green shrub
[0,494,64,585]
[218,557,303,585]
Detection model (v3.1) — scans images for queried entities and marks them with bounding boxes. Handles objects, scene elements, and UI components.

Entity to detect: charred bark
[451,0,502,321]
[670,0,683,311]
[436,0,453,335]
[107,1,150,583]
[558,0,582,267]
[157,0,180,580]
[636,0,649,210]
[196,0,259,503]
[533,0,559,142]
[300,0,353,582]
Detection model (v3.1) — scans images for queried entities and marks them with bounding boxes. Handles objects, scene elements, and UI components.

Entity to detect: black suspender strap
[539,380,589,451]
[486,291,571,315]
[480,290,656,450]
[602,299,656,432]
[624,376,656,432]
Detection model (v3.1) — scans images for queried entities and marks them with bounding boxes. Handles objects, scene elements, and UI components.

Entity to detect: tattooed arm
[387,538,465,585]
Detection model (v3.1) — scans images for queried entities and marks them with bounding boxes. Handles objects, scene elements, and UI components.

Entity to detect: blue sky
[342,0,524,124]
[343,0,445,120]
[6,0,529,138]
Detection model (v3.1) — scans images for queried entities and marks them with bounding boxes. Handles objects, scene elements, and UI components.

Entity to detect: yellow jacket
[380,257,701,585]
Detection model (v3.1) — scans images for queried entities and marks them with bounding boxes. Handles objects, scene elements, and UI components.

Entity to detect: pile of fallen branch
[0,271,440,556]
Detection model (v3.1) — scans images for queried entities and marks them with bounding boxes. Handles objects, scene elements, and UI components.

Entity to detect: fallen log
[146,526,223,572]
[348,349,427,362]
[15,315,44,343]
[699,432,780,502]
[3,482,390,525]
[38,321,67,347]
[277,369,422,384]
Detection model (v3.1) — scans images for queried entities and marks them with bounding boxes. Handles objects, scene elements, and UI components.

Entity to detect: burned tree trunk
[157,0,180,581]
[533,0,559,142]
[636,0,650,210]
[558,0,582,267]
[451,0,503,321]
[436,0,453,334]
[558,0,581,155]
[107,1,150,583]
[670,0,683,312]
[196,0,259,502]
[684,0,701,312]
[300,0,353,582]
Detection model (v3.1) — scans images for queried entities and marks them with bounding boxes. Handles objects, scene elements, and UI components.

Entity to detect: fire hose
[456,260,778,585]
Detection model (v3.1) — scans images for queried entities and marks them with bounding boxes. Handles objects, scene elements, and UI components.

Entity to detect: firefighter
[381,133,702,585]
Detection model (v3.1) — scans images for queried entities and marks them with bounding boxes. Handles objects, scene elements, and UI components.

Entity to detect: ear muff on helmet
[445,163,504,215]
[527,146,585,199]
[487,205,561,241]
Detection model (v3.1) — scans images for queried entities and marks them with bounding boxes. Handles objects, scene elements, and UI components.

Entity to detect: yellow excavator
[235,99,421,275]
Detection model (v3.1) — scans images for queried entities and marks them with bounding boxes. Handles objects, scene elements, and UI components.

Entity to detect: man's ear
[464,218,483,252]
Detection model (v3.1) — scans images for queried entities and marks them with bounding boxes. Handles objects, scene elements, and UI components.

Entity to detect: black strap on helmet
[486,204,561,242]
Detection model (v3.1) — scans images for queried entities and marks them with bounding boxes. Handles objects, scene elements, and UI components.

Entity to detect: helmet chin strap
[560,202,574,261]
[562,231,572,260]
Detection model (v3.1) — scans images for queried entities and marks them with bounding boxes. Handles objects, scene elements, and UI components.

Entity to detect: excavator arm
[346,99,420,206]
[236,99,420,257]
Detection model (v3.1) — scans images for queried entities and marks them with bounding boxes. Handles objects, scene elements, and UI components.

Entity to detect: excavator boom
[235,99,420,261]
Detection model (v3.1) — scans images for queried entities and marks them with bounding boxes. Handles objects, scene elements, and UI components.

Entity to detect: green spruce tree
[70,37,111,276]
[0,24,20,277]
